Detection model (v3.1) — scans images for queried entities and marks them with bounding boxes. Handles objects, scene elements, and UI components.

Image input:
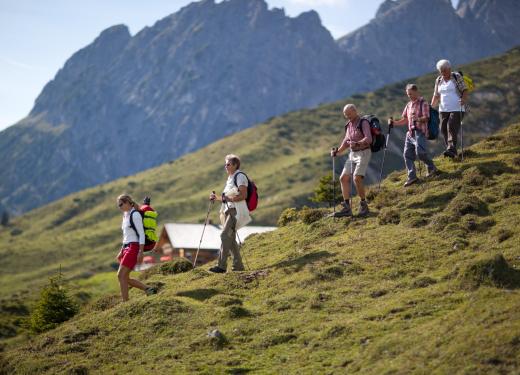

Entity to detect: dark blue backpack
[420,99,440,140]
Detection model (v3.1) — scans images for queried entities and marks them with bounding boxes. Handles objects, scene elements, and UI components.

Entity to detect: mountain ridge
[1,0,520,216]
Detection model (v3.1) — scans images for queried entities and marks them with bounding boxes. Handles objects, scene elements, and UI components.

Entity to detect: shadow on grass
[459,254,520,290]
[176,288,220,301]
[272,250,333,272]
[408,191,456,210]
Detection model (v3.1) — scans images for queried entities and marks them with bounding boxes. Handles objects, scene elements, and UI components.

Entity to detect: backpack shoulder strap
[233,171,249,188]
[129,209,140,238]
[357,117,370,139]
[419,99,424,117]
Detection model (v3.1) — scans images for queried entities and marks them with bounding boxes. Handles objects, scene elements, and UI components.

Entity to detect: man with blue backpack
[388,84,438,187]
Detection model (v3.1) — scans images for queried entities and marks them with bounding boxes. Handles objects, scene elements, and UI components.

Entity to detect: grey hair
[436,59,451,71]
[343,104,357,113]
[406,83,418,91]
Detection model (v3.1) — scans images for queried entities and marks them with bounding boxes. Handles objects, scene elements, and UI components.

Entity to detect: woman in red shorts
[116,194,156,301]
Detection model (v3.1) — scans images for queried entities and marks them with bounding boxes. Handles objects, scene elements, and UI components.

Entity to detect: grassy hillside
[1,121,519,374]
[0,47,519,341]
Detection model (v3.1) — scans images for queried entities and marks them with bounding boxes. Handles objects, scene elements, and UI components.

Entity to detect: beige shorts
[342,148,372,177]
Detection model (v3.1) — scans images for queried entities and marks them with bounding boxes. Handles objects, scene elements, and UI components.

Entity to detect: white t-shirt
[121,209,145,245]
[439,79,465,112]
[222,170,248,209]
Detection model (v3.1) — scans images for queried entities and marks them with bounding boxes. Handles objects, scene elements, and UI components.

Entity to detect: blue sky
[0,0,458,131]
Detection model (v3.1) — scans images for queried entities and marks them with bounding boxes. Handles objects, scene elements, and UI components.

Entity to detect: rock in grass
[458,254,520,290]
[207,329,228,349]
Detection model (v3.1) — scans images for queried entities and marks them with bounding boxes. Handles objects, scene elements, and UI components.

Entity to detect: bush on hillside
[462,166,487,186]
[310,175,341,205]
[140,258,193,280]
[29,275,78,333]
[458,254,520,290]
[377,208,400,225]
[277,208,298,227]
[446,193,489,217]
[299,207,327,225]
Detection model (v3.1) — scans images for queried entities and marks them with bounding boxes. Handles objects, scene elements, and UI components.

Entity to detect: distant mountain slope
[0,46,519,312]
[1,0,520,216]
[2,121,519,374]
[0,0,349,216]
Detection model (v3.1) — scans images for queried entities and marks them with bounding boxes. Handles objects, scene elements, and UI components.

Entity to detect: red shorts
[118,242,139,270]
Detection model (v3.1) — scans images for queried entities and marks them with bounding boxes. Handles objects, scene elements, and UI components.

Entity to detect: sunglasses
[118,201,124,208]
[224,163,233,167]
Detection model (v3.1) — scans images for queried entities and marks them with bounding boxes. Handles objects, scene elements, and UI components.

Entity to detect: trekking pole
[349,153,354,209]
[222,193,250,271]
[193,191,215,268]
[460,105,464,161]
[332,148,337,216]
[378,118,393,189]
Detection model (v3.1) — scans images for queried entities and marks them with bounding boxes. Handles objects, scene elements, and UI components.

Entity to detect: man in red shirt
[388,84,437,186]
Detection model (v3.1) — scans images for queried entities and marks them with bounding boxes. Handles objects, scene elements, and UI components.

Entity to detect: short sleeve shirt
[223,170,248,209]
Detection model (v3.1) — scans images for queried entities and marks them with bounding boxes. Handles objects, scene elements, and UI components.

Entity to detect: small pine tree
[29,273,78,333]
[310,175,342,205]
[1,211,9,226]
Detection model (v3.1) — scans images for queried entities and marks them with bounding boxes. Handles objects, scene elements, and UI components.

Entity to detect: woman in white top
[431,59,469,159]
[116,194,156,301]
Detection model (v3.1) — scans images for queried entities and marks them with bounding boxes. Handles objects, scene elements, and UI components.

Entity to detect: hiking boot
[209,266,226,274]
[443,149,456,159]
[145,287,157,296]
[358,200,369,217]
[333,202,353,217]
[403,177,419,187]
[426,168,439,178]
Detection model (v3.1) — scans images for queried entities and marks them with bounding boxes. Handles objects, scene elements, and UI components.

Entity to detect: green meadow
[0,47,519,373]
[1,122,519,374]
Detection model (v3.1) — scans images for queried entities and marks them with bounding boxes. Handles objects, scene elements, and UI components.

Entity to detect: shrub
[140,258,193,280]
[310,175,341,205]
[446,193,488,217]
[299,207,326,225]
[458,254,520,290]
[377,208,400,225]
[29,275,78,333]
[462,167,486,186]
[277,208,298,227]
[503,180,520,198]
